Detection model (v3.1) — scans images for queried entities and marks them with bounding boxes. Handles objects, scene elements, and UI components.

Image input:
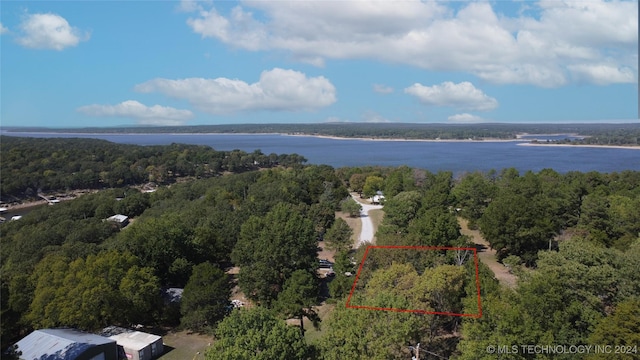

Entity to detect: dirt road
[458,218,517,288]
[350,193,383,247]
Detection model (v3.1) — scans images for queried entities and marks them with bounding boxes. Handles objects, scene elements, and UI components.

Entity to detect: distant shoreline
[285,133,524,142]
[3,130,639,148]
[517,143,640,150]
[2,130,524,143]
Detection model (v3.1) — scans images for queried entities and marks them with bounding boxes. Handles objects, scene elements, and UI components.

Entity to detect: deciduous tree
[276,270,319,334]
[207,307,309,360]
[232,203,317,304]
[180,262,231,331]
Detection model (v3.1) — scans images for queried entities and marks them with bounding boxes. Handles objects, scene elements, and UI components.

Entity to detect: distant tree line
[0,136,307,200]
[6,123,640,144]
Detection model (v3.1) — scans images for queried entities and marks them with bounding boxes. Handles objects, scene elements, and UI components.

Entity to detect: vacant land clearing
[159,331,213,360]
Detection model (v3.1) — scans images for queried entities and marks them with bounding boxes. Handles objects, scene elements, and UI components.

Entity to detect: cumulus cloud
[184,0,637,87]
[77,100,194,126]
[0,22,8,35]
[447,113,486,123]
[568,64,636,85]
[404,82,498,111]
[135,68,336,114]
[17,13,89,50]
[373,84,394,94]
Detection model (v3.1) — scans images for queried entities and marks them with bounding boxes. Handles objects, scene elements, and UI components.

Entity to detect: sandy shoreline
[4,130,526,142]
[5,129,639,147]
[517,143,640,150]
[285,133,524,142]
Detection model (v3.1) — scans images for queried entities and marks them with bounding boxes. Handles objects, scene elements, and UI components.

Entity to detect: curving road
[350,193,383,247]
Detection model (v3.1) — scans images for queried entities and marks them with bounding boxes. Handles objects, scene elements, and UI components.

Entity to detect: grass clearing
[303,303,336,345]
[159,330,214,360]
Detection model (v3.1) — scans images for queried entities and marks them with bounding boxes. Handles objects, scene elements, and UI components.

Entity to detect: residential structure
[14,328,118,360]
[106,214,129,227]
[108,330,163,360]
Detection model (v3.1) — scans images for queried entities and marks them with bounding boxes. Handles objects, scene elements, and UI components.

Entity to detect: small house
[14,328,118,360]
[371,191,385,204]
[108,330,163,360]
[106,214,129,227]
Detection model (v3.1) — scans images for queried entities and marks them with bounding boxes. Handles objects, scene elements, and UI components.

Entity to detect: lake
[2,132,639,174]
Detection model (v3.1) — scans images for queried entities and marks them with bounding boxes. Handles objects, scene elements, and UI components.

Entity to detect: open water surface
[3,132,639,174]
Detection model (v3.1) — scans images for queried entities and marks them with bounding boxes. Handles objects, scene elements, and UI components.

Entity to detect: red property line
[345,245,483,318]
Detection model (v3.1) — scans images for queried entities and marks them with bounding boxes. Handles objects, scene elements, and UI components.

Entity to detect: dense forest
[0,136,306,200]
[4,122,640,144]
[1,137,639,359]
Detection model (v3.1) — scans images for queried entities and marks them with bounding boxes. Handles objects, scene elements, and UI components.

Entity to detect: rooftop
[16,328,115,360]
[109,331,161,351]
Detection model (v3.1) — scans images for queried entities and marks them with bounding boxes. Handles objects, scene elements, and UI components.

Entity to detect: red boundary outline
[345,245,483,318]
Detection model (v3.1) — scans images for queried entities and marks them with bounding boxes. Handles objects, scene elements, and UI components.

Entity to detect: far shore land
[3,129,640,148]
[517,142,640,150]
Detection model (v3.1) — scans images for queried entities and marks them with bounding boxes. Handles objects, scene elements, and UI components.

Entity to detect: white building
[109,331,163,360]
[106,214,129,227]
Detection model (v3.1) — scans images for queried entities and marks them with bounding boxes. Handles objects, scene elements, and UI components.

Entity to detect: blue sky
[1,0,638,127]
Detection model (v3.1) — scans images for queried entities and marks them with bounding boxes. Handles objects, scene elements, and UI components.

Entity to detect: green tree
[324,218,353,253]
[26,251,152,330]
[207,307,309,360]
[232,202,317,304]
[276,270,320,334]
[318,298,421,360]
[362,176,384,199]
[378,190,422,232]
[478,191,555,265]
[119,265,161,325]
[587,298,640,360]
[406,207,461,247]
[349,173,367,195]
[180,262,231,331]
[578,194,614,246]
[452,172,497,225]
[340,197,362,218]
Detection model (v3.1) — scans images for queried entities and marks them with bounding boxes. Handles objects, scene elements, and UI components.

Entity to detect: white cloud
[177,0,212,13]
[447,113,486,123]
[373,84,394,94]
[0,22,8,35]
[568,64,636,85]
[135,68,336,114]
[362,111,391,123]
[17,13,89,50]
[77,100,194,126]
[184,0,637,87]
[404,82,498,111]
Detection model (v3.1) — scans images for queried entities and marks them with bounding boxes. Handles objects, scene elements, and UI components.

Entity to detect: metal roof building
[106,214,129,227]
[108,331,163,360]
[15,328,118,360]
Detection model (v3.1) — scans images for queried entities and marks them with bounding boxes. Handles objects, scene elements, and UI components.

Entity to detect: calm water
[3,132,639,174]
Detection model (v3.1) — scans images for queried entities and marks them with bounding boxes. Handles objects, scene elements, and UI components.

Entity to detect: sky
[1,0,638,127]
